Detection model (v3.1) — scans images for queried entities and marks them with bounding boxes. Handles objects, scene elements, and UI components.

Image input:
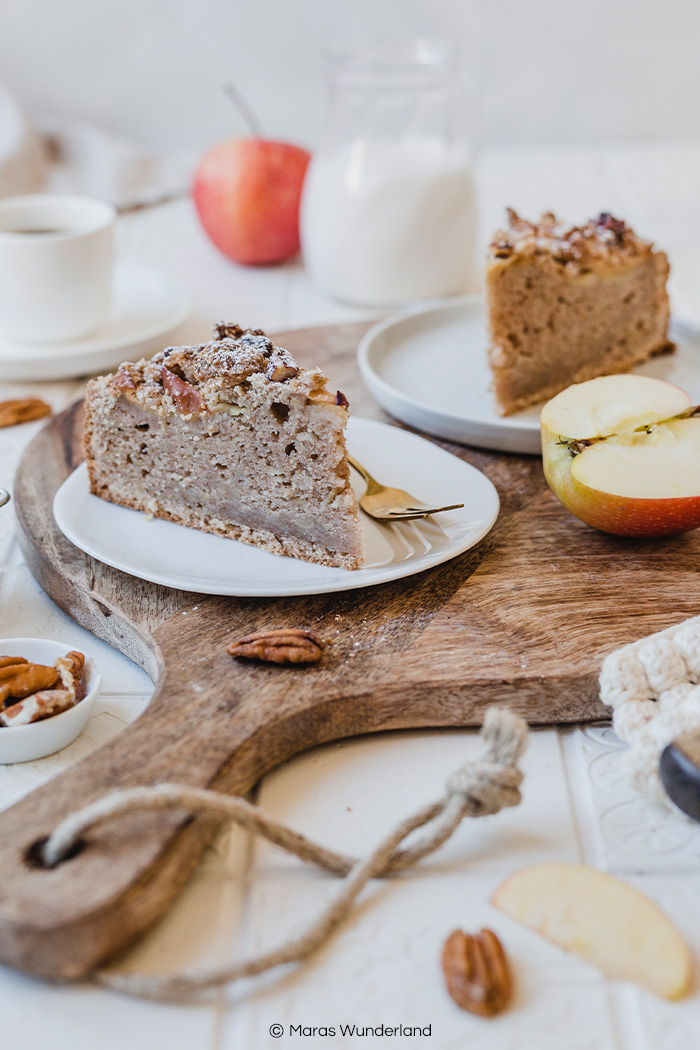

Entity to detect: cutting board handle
[0,625,394,979]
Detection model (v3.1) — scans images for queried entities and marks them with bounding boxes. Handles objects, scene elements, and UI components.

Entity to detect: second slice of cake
[84,324,365,569]
[486,210,672,415]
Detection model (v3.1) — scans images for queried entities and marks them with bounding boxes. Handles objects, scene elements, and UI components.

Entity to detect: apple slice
[492,862,691,1000]
[540,374,700,536]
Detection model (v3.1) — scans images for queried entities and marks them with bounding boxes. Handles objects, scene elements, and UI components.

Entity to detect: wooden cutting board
[0,320,698,982]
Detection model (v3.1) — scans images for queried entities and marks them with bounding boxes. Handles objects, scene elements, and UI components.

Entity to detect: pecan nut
[0,398,51,428]
[55,651,86,702]
[442,928,512,1017]
[0,657,60,708]
[63,650,86,678]
[266,350,299,383]
[214,321,245,341]
[0,650,86,725]
[492,240,514,259]
[213,322,266,342]
[1,688,76,726]
[228,629,325,665]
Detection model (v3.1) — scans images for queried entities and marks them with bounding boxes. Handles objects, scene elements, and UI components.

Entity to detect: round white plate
[358,295,700,455]
[0,262,191,381]
[53,418,499,597]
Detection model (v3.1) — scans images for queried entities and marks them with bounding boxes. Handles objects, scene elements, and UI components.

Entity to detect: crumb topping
[489,209,656,271]
[106,322,336,416]
[162,327,301,387]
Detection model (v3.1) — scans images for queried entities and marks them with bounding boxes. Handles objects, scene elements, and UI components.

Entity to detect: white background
[2,0,698,151]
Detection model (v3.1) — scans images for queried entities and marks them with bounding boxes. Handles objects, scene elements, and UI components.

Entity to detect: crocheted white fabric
[599,616,700,805]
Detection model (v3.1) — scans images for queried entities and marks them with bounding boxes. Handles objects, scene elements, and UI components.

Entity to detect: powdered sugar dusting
[108,323,328,410]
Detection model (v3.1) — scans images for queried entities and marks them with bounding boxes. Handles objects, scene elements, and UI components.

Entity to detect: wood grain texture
[0,319,697,982]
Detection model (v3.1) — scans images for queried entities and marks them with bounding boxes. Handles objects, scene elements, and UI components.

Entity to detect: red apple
[193,139,311,266]
[541,374,700,537]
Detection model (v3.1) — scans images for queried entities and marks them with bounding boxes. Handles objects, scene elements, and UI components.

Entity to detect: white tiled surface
[1,144,700,1047]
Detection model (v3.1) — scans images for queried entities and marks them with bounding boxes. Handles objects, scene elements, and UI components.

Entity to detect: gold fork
[348,456,464,521]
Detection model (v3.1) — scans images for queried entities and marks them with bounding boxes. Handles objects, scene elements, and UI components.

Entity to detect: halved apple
[492,862,691,1000]
[541,374,700,536]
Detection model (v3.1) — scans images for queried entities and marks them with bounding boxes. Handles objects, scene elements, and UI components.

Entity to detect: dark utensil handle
[660,730,700,821]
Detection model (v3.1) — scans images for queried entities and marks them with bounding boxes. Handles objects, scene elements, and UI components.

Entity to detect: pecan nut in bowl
[0,639,102,764]
[0,656,60,705]
[0,650,87,726]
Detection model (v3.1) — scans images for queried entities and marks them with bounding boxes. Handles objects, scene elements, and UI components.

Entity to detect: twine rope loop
[41,706,528,1001]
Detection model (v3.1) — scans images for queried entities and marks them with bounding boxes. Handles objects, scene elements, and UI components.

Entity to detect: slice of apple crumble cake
[486,210,672,416]
[83,323,364,569]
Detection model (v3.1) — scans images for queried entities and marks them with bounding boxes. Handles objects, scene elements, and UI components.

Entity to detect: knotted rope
[42,707,528,1002]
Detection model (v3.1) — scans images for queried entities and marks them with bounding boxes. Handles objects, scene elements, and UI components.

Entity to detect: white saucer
[53,418,499,597]
[0,262,191,381]
[358,296,700,455]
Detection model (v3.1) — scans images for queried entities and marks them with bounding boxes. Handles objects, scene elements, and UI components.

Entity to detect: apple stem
[223,83,263,139]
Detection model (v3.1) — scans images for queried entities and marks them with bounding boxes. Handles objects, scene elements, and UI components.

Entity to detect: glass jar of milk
[301,41,478,307]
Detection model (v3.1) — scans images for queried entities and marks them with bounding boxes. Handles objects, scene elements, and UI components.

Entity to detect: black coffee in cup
[8,227,70,235]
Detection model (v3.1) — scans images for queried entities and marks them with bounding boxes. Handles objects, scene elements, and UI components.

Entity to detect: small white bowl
[0,637,101,763]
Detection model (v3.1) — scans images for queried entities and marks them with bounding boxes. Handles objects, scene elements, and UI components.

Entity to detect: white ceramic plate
[53,418,499,597]
[0,638,101,764]
[0,262,191,381]
[358,295,700,455]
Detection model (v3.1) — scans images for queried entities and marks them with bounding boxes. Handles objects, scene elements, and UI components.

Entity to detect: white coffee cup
[0,194,116,343]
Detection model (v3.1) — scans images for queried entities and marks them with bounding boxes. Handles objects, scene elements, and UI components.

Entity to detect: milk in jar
[301,43,478,307]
